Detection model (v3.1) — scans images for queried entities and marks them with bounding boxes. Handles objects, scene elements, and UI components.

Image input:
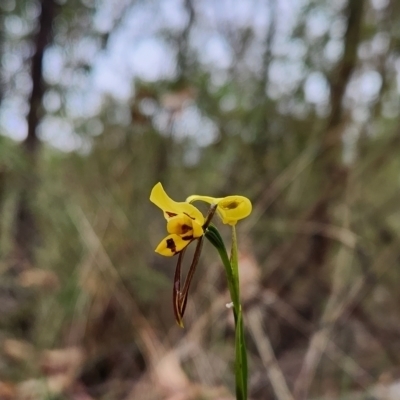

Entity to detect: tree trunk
[308,0,365,271]
[292,1,365,398]
[13,0,57,270]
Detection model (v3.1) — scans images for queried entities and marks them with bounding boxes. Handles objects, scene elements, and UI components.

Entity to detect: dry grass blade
[293,234,400,399]
[243,143,318,234]
[70,206,165,362]
[247,307,295,400]
[262,291,373,389]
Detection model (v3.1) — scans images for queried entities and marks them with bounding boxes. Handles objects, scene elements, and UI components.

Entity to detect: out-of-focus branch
[24,0,57,154]
[358,0,394,156]
[176,0,195,77]
[293,1,366,399]
[0,7,4,107]
[252,0,277,147]
[13,0,57,268]
[258,0,277,98]
[326,0,364,132]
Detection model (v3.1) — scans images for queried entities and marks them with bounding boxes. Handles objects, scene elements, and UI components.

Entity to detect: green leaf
[205,224,225,250]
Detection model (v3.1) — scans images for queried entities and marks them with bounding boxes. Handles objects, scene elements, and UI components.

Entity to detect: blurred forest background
[1,0,400,399]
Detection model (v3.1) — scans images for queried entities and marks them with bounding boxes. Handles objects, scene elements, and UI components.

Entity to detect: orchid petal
[150,183,205,224]
[191,220,204,238]
[166,215,204,240]
[186,195,222,205]
[187,193,252,225]
[155,234,191,256]
[167,214,195,236]
[217,196,252,225]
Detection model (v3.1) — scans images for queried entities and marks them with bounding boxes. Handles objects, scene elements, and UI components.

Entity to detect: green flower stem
[205,224,248,400]
[230,225,248,400]
[230,225,240,310]
[205,225,239,319]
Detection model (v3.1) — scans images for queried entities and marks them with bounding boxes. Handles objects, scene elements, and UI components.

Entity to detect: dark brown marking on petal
[166,238,177,253]
[183,212,195,220]
[222,201,239,210]
[182,235,193,241]
[166,211,177,217]
[180,224,192,234]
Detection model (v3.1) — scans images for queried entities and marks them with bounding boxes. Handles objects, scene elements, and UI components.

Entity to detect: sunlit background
[1,0,400,399]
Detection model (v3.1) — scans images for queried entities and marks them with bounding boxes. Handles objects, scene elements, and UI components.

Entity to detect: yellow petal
[167,214,204,239]
[217,196,252,225]
[187,193,252,225]
[155,234,190,256]
[186,195,221,204]
[191,220,204,238]
[150,183,205,224]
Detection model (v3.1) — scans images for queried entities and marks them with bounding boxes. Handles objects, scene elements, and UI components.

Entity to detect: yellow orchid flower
[186,194,252,225]
[150,183,205,256]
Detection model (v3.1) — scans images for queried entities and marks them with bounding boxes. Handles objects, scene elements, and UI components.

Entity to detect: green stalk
[230,225,248,400]
[205,224,248,400]
[205,225,239,319]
